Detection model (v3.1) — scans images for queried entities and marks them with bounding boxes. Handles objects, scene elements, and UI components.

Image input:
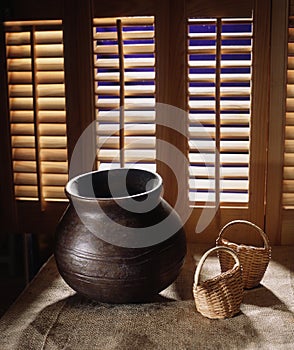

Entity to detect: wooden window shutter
[284,16,294,209]
[188,18,252,207]
[185,0,270,241]
[93,16,156,171]
[4,20,68,207]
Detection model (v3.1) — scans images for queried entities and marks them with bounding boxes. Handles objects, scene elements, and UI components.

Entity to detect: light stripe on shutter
[188,18,252,206]
[93,17,156,171]
[5,21,68,204]
[284,17,294,208]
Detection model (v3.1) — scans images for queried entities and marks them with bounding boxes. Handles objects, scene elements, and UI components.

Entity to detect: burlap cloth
[0,244,293,349]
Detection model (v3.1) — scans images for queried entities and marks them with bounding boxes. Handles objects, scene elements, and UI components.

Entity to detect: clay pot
[54,168,186,303]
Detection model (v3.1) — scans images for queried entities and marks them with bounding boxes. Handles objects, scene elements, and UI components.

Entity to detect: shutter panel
[5,21,68,204]
[93,16,156,171]
[188,17,252,206]
[284,17,294,208]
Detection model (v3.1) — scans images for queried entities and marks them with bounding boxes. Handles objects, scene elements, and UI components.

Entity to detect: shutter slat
[6,32,30,45]
[41,162,68,173]
[96,85,155,96]
[35,45,63,57]
[283,179,294,191]
[14,173,37,185]
[38,97,65,110]
[189,166,248,178]
[35,31,63,44]
[93,17,154,26]
[189,179,249,190]
[8,72,32,84]
[98,149,155,162]
[12,148,35,160]
[36,58,64,71]
[189,153,249,165]
[15,186,38,199]
[96,97,155,109]
[43,186,67,199]
[189,126,249,139]
[188,45,251,54]
[36,71,64,83]
[6,45,31,58]
[283,193,294,206]
[13,161,36,172]
[12,148,67,161]
[7,58,31,71]
[95,57,155,69]
[38,111,66,123]
[189,192,248,204]
[284,166,294,179]
[97,112,155,123]
[284,153,294,166]
[97,124,155,136]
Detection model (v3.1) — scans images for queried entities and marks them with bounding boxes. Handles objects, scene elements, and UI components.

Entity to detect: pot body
[54,168,186,303]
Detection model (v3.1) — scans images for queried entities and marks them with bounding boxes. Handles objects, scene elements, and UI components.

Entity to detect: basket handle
[216,220,270,249]
[194,246,240,286]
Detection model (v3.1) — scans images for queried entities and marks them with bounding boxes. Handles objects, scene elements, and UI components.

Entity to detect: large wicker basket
[193,246,244,319]
[216,220,271,289]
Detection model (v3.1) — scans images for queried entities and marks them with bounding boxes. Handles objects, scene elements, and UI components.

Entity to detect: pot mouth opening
[66,168,162,201]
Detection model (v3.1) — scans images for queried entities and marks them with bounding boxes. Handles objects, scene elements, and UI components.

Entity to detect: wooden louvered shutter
[5,21,68,206]
[93,16,156,172]
[188,18,252,206]
[285,17,294,209]
[185,0,270,242]
[279,9,294,244]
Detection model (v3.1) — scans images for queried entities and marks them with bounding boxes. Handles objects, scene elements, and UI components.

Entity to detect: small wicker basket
[216,220,271,289]
[193,246,244,319]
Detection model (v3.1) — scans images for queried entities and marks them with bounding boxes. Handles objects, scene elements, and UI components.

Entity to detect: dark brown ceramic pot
[54,168,186,303]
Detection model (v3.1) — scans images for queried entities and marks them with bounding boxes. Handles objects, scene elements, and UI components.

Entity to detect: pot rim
[65,167,163,201]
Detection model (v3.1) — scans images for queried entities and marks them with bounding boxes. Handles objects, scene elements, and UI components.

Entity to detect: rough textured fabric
[0,244,293,349]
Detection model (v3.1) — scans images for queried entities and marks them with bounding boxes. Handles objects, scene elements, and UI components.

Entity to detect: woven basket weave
[193,246,243,319]
[216,220,271,289]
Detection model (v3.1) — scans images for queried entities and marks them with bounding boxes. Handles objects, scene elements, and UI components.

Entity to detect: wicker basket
[216,220,271,289]
[193,246,244,319]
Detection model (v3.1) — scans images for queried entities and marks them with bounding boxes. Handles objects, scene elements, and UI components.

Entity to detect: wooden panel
[63,0,96,178]
[92,0,156,18]
[281,208,294,244]
[185,207,252,243]
[187,0,253,17]
[16,201,67,235]
[3,0,62,20]
[155,0,189,214]
[265,0,288,245]
[247,0,271,229]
